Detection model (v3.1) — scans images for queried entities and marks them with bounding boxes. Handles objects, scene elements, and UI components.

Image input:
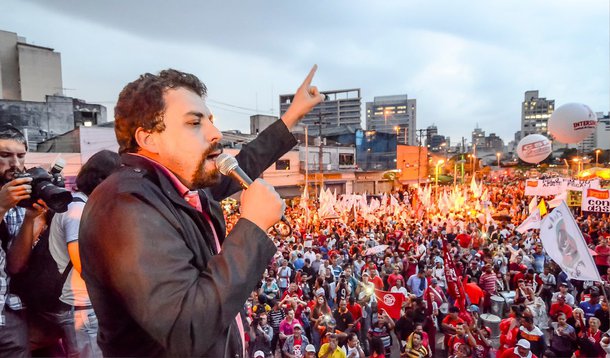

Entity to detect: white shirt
[48,192,91,306]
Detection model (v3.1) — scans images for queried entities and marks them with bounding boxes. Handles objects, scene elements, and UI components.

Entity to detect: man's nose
[8,155,19,167]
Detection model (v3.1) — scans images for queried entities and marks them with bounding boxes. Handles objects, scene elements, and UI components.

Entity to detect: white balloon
[517,134,552,164]
[548,103,597,144]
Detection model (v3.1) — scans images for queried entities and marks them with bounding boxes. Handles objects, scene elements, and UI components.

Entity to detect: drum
[479,313,501,338]
[490,295,505,317]
[499,291,515,307]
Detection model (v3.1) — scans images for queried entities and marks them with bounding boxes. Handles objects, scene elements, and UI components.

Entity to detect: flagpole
[305,125,309,231]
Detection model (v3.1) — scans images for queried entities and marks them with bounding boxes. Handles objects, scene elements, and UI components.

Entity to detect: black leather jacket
[79,120,296,357]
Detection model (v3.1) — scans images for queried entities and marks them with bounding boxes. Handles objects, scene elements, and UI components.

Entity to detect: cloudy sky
[2,0,608,144]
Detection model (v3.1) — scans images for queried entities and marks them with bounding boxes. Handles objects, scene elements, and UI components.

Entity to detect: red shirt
[371,276,384,290]
[387,273,405,289]
[595,245,610,266]
[549,302,573,320]
[347,303,363,331]
[500,348,538,358]
[442,316,465,331]
[464,283,485,305]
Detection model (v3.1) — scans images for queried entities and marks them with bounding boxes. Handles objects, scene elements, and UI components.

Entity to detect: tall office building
[365,95,416,145]
[425,125,438,146]
[0,30,63,102]
[595,112,610,150]
[472,125,486,148]
[521,90,554,139]
[280,88,361,132]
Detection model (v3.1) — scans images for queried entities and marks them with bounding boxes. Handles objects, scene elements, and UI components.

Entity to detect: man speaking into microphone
[79,66,324,357]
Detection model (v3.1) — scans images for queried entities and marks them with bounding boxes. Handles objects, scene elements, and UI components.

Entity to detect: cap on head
[516,339,530,349]
[305,344,316,353]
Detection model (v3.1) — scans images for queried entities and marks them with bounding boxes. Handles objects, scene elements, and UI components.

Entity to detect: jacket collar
[120,153,214,214]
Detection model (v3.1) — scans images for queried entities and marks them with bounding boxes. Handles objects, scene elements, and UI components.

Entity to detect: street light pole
[435,159,444,200]
[496,152,501,167]
[596,149,601,166]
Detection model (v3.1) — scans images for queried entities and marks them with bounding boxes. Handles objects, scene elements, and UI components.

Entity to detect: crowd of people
[229,179,610,358]
[0,64,609,358]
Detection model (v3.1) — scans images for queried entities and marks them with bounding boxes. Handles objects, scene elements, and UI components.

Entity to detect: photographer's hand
[7,199,47,275]
[0,177,32,216]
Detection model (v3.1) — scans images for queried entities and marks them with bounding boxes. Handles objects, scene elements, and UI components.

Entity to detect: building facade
[472,126,485,148]
[280,88,362,133]
[0,95,107,150]
[0,30,63,102]
[250,114,278,135]
[365,95,416,145]
[596,112,610,150]
[355,129,397,171]
[521,90,555,139]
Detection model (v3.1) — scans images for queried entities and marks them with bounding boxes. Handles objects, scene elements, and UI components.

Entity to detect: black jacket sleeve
[211,119,297,201]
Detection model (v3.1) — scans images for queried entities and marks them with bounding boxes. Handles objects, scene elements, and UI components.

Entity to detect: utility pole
[416,128,428,187]
[316,110,324,194]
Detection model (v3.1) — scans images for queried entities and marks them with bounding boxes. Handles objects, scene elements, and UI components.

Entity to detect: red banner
[443,240,467,312]
[374,289,404,320]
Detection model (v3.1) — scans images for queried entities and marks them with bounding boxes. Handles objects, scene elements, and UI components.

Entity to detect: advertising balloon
[517,134,552,164]
[548,103,597,144]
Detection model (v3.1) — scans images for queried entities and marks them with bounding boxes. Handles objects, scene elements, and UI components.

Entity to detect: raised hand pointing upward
[282,64,325,130]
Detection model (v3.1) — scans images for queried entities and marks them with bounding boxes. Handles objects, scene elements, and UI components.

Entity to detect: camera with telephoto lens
[13,163,73,213]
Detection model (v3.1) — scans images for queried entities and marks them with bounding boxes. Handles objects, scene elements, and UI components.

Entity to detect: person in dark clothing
[332,298,354,333]
[79,67,324,357]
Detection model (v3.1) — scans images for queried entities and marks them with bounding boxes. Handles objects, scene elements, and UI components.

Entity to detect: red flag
[374,289,404,320]
[442,240,467,312]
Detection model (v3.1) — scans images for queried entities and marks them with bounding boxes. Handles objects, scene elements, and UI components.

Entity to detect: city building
[0,95,108,150]
[280,88,362,133]
[485,133,504,153]
[564,112,610,153]
[428,134,447,152]
[521,90,555,139]
[0,30,63,102]
[355,129,397,171]
[425,125,438,146]
[250,114,277,135]
[397,145,428,184]
[596,112,610,150]
[472,125,485,148]
[365,95,416,145]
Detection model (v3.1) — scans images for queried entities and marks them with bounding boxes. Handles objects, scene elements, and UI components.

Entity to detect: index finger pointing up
[300,64,318,88]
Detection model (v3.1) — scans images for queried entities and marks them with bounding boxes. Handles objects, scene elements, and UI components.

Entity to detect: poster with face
[540,202,601,282]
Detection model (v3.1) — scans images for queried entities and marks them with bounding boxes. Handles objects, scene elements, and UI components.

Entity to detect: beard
[0,166,20,184]
[191,143,222,188]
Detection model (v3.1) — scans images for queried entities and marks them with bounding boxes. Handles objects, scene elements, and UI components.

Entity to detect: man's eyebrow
[0,151,25,155]
[185,111,205,118]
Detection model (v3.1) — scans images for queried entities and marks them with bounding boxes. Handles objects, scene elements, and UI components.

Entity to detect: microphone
[215,153,291,233]
[215,153,253,190]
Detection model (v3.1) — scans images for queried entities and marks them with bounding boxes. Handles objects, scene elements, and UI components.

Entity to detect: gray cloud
[3,0,608,144]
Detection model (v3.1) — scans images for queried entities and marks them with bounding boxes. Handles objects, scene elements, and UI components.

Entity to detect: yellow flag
[538,198,548,217]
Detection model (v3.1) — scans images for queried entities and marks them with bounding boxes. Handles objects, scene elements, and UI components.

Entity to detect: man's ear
[134,127,159,154]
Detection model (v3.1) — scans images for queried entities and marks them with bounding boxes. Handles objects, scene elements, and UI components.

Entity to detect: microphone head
[215,153,239,176]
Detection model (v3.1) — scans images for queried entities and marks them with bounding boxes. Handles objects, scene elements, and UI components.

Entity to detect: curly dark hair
[114,69,207,154]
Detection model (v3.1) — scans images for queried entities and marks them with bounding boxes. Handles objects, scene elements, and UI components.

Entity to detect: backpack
[9,197,84,313]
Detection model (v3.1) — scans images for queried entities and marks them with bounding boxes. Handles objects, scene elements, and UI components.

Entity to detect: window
[339,153,354,166]
[275,160,290,170]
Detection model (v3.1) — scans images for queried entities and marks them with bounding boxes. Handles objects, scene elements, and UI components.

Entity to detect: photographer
[248,312,273,358]
[0,124,47,357]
